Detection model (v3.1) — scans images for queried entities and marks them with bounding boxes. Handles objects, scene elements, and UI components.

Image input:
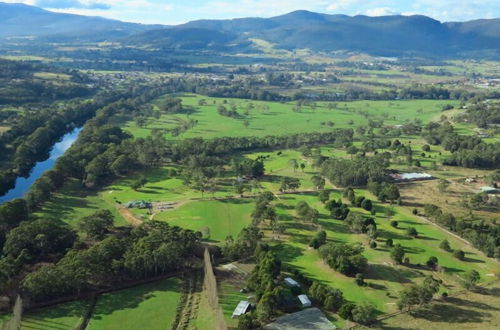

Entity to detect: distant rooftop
[264,307,335,330]
[284,277,300,287]
[391,172,433,181]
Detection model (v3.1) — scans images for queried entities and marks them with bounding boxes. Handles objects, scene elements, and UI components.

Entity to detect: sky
[3,0,500,25]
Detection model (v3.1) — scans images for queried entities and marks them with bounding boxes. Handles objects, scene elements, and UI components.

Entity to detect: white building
[284,277,300,287]
[232,300,250,318]
[298,294,312,308]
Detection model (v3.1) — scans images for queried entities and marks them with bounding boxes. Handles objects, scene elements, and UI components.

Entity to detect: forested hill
[0,2,155,41]
[170,11,500,57]
[1,3,499,58]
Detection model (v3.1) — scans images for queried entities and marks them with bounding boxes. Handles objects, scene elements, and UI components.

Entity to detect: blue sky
[3,0,500,24]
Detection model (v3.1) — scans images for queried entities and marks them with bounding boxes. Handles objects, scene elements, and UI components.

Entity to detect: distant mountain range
[1,2,499,58]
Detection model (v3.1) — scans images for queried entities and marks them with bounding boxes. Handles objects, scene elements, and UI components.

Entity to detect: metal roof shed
[298,294,312,308]
[284,277,300,287]
[232,300,250,318]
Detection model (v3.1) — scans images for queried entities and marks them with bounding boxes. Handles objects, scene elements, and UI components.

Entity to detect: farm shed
[297,294,311,308]
[232,300,250,318]
[479,186,499,194]
[284,277,300,287]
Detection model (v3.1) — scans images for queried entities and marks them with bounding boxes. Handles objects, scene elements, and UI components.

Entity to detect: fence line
[203,248,227,330]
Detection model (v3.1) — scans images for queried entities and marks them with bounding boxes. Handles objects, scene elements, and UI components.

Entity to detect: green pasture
[34,179,127,227]
[155,199,254,243]
[268,189,498,315]
[121,94,458,139]
[20,300,90,330]
[0,314,11,330]
[87,278,181,330]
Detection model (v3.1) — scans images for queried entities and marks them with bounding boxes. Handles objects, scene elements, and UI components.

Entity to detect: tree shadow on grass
[91,278,182,319]
[445,296,500,312]
[365,264,421,283]
[273,244,303,263]
[22,300,91,330]
[409,303,489,324]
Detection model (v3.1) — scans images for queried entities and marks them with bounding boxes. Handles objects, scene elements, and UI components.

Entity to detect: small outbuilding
[297,294,312,308]
[232,300,250,318]
[479,186,499,194]
[284,277,300,287]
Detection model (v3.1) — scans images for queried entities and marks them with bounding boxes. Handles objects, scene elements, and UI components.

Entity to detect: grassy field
[87,278,181,330]
[376,283,500,329]
[155,199,254,243]
[120,94,458,139]
[34,179,127,227]
[0,314,11,330]
[20,300,90,330]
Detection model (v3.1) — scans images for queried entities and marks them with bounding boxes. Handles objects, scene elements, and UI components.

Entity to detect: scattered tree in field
[439,239,451,251]
[453,249,465,260]
[312,175,326,190]
[279,177,301,192]
[390,220,398,228]
[131,176,147,191]
[390,244,405,264]
[361,199,373,211]
[289,159,299,172]
[355,273,366,286]
[461,270,480,290]
[385,238,394,247]
[426,256,439,270]
[406,227,418,238]
[318,190,330,204]
[309,231,327,249]
[300,163,306,172]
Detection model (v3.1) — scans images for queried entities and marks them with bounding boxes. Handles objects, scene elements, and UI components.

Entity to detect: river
[0,127,82,204]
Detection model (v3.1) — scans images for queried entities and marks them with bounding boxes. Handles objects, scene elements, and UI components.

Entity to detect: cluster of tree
[318,243,368,276]
[423,205,499,258]
[280,177,301,192]
[0,59,93,105]
[217,105,239,118]
[321,154,390,187]
[345,213,377,237]
[158,96,183,114]
[245,247,283,323]
[251,192,277,226]
[232,158,265,178]
[343,188,373,211]
[422,122,500,169]
[464,101,500,128]
[308,282,344,312]
[170,129,354,162]
[324,199,350,220]
[19,220,200,301]
[222,226,264,260]
[367,181,401,203]
[397,276,440,311]
[309,230,327,249]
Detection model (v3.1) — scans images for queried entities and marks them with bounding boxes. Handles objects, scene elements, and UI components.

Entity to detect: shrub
[453,249,465,260]
[390,220,398,228]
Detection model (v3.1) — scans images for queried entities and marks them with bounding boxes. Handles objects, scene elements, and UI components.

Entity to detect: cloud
[364,7,400,16]
[35,0,111,9]
[327,0,362,12]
